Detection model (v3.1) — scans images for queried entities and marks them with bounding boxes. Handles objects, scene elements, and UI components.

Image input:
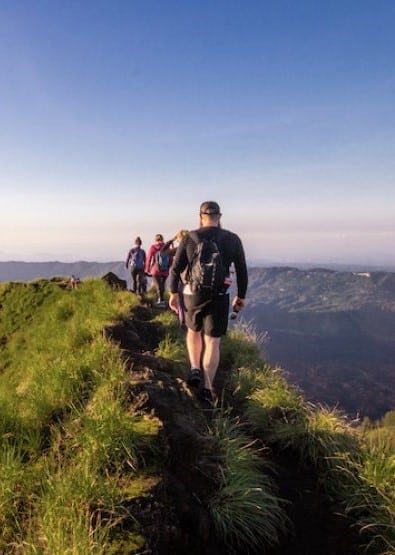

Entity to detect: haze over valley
[244,267,395,419]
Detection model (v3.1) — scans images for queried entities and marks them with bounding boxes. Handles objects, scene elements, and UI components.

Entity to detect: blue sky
[1,0,394,265]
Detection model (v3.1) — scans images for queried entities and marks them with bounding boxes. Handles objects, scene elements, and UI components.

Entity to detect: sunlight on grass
[221,319,265,369]
[0,279,157,553]
[338,446,395,555]
[0,445,26,548]
[232,363,274,399]
[208,413,287,549]
[244,372,307,436]
[156,333,187,364]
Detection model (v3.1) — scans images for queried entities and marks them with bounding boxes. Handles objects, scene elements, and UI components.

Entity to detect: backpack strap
[189,230,199,245]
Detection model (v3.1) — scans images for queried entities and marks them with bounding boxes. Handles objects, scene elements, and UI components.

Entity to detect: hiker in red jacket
[145,234,172,306]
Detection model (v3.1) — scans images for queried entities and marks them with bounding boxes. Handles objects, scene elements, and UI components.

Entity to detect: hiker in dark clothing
[125,237,146,294]
[160,229,189,257]
[169,201,248,402]
[161,230,188,325]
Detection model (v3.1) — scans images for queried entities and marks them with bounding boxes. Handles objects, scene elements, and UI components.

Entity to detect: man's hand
[232,297,245,313]
[168,293,180,314]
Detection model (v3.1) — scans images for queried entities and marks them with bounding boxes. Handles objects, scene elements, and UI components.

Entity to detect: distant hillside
[0,260,126,282]
[244,267,395,419]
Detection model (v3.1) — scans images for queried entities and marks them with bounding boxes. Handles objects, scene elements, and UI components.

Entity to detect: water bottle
[229,309,239,320]
[229,298,243,320]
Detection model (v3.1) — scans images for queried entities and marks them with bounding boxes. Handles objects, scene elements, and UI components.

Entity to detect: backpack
[187,231,227,295]
[130,248,145,270]
[154,250,171,272]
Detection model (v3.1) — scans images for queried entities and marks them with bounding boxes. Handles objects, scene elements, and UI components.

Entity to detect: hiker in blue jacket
[125,237,146,294]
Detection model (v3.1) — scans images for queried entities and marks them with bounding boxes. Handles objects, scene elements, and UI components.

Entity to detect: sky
[1,0,394,266]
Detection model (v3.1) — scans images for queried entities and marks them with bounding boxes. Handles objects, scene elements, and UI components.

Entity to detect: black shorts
[183,293,229,337]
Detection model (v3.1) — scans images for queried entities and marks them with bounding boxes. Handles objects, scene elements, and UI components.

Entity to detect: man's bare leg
[202,335,221,391]
[186,328,203,369]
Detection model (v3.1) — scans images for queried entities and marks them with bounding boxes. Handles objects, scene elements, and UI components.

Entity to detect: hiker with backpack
[161,229,189,326]
[145,234,172,306]
[168,201,248,403]
[125,237,146,294]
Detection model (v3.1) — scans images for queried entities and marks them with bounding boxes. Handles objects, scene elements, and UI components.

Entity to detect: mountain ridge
[2,260,395,283]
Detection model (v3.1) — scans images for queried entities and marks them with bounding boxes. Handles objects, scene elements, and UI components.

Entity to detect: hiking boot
[187,368,202,388]
[198,387,214,404]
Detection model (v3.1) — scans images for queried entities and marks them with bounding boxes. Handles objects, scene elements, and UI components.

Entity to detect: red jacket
[145,242,172,277]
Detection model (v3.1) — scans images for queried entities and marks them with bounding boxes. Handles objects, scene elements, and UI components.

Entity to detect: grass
[0,278,160,553]
[233,357,394,554]
[337,446,395,555]
[243,371,308,442]
[207,412,288,550]
[221,318,266,369]
[156,333,188,364]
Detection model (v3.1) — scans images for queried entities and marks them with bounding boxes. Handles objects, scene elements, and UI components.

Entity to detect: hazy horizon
[1,257,394,273]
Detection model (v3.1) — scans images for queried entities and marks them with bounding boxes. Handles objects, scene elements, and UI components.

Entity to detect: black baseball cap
[200,201,221,215]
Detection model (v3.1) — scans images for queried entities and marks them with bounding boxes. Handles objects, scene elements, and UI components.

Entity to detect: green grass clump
[232,363,274,399]
[361,410,395,454]
[243,372,307,438]
[337,446,395,555]
[221,319,265,369]
[156,333,188,365]
[207,413,287,550]
[0,445,28,546]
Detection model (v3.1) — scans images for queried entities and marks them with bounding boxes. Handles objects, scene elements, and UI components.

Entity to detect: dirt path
[105,303,362,555]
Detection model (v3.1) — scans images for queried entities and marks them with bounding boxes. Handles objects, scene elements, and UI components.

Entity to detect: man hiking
[168,201,248,402]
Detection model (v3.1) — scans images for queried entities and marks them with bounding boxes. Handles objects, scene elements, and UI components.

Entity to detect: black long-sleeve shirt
[169,226,248,298]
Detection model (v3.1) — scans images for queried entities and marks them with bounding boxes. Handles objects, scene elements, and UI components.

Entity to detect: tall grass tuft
[207,412,288,550]
[221,318,265,369]
[156,333,187,365]
[244,371,308,442]
[336,446,395,555]
[0,445,27,548]
[35,461,122,555]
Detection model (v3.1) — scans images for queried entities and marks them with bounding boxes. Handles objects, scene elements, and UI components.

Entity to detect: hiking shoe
[187,368,202,388]
[198,387,214,403]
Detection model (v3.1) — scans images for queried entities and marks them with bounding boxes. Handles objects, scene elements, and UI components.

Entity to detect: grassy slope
[0,279,394,554]
[0,279,160,553]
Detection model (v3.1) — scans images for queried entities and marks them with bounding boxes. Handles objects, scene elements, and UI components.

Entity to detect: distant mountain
[0,261,126,282]
[243,267,395,419]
